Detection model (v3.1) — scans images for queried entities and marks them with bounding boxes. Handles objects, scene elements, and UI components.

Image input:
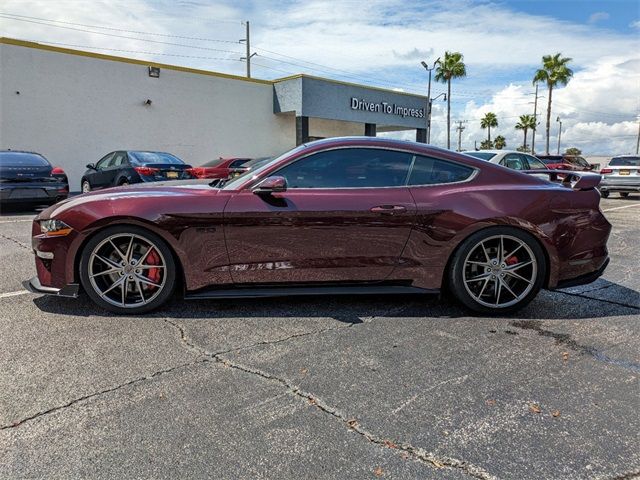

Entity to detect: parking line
[602,204,640,213]
[0,219,33,224]
[0,290,30,299]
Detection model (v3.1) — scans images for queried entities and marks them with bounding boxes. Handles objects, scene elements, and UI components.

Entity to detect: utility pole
[240,21,256,78]
[556,116,563,155]
[530,83,540,154]
[421,58,440,144]
[455,120,467,152]
[636,116,640,155]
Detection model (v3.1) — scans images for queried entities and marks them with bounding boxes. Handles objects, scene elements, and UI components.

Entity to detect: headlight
[39,219,73,236]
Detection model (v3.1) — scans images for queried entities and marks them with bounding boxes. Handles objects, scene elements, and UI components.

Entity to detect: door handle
[370,205,407,215]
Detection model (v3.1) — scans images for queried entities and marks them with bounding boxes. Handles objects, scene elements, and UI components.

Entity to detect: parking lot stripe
[602,204,640,212]
[0,290,29,299]
[0,219,33,224]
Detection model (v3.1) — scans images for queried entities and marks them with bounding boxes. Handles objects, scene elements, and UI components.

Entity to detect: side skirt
[184,284,439,300]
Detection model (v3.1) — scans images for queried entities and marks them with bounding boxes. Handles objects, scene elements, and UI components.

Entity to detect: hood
[41,180,220,219]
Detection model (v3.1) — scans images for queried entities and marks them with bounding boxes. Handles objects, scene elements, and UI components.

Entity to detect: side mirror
[253,176,287,195]
[86,163,96,170]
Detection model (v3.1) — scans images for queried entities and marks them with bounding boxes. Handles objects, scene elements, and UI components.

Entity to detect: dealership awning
[273,75,429,144]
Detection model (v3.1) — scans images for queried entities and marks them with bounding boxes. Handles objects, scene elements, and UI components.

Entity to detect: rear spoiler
[521,170,601,190]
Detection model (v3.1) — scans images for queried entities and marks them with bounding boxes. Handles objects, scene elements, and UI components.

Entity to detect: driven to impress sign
[350,97,425,119]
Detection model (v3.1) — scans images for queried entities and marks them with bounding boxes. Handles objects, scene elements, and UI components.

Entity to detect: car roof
[0,150,44,155]
[462,150,523,154]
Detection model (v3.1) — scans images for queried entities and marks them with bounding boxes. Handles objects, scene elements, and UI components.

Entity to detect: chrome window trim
[249,145,479,191]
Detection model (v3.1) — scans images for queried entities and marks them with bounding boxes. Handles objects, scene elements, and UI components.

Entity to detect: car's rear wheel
[79,226,176,314]
[620,192,629,198]
[448,227,546,314]
[81,180,91,193]
[600,190,609,198]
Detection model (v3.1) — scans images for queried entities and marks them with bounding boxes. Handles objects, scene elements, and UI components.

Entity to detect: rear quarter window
[408,155,475,185]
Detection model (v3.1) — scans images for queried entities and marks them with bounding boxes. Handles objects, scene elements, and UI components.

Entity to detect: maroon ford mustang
[25,137,610,314]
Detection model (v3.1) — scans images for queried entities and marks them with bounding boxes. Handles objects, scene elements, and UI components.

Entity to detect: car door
[89,152,115,189]
[223,147,416,284]
[102,151,127,186]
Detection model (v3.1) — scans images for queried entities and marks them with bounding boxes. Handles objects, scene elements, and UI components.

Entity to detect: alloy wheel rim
[88,233,167,308]
[462,234,537,308]
[82,182,90,193]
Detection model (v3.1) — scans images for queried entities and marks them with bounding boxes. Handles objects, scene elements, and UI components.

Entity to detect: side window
[111,152,126,168]
[524,155,546,169]
[230,159,249,168]
[502,153,526,170]
[276,148,413,188]
[408,155,474,185]
[95,153,114,170]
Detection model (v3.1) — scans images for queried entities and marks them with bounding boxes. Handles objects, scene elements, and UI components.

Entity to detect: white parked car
[463,150,549,171]
[599,155,640,198]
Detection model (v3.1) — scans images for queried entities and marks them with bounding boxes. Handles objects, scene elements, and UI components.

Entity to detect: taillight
[600,168,612,174]
[186,167,205,178]
[51,166,66,175]
[134,166,159,176]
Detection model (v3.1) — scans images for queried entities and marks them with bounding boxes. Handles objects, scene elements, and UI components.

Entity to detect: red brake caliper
[505,255,518,266]
[145,249,161,289]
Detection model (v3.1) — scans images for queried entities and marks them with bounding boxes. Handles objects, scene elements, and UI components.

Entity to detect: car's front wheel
[81,180,91,193]
[448,227,546,314]
[79,226,176,314]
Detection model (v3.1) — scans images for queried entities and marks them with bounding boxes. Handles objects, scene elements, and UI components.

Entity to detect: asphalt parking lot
[0,197,638,480]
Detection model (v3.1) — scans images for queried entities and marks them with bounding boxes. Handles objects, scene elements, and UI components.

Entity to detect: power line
[0,12,242,42]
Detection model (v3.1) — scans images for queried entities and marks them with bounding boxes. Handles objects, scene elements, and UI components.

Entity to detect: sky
[1,0,639,155]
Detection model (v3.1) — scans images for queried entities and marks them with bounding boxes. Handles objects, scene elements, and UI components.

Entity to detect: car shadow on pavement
[32,278,639,321]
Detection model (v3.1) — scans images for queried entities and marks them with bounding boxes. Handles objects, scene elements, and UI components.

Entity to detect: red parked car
[186,157,253,179]
[536,154,594,171]
[25,137,610,315]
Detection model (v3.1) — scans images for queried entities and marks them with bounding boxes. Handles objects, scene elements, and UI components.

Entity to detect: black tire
[620,192,629,198]
[600,190,609,198]
[79,225,177,314]
[81,179,91,193]
[448,227,546,315]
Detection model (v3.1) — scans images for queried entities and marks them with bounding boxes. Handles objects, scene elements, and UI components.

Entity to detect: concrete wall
[0,41,296,190]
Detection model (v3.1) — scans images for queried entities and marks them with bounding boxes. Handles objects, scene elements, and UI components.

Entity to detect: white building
[0,37,428,190]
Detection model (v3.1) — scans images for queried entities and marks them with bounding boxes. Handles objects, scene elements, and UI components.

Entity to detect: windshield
[609,156,640,167]
[221,147,307,190]
[538,157,562,165]
[129,151,184,165]
[567,156,589,167]
[464,152,496,160]
[0,152,50,167]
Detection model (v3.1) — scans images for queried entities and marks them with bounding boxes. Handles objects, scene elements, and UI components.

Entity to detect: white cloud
[588,12,610,24]
[630,19,640,29]
[1,0,638,154]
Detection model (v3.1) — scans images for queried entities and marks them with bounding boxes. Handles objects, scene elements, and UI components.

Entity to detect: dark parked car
[0,151,68,207]
[187,157,253,179]
[26,137,610,315]
[80,151,192,192]
[536,154,593,171]
[599,155,640,198]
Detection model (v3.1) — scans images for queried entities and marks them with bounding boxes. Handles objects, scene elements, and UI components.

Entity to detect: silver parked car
[599,155,640,198]
[463,150,549,171]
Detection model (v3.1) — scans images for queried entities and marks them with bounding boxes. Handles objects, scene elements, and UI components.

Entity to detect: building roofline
[1,37,426,99]
[0,37,272,85]
[272,73,426,99]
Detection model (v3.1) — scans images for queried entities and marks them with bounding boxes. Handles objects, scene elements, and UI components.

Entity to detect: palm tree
[435,51,466,149]
[515,114,537,151]
[533,53,573,154]
[480,112,498,142]
[494,135,506,150]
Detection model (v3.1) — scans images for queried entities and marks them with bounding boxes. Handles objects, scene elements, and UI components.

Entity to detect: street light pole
[556,116,563,155]
[531,83,539,154]
[421,58,439,144]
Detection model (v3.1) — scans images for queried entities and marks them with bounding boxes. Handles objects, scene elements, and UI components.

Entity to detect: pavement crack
[161,318,494,479]
[511,320,640,373]
[0,358,210,431]
[0,232,30,250]
[554,288,639,311]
